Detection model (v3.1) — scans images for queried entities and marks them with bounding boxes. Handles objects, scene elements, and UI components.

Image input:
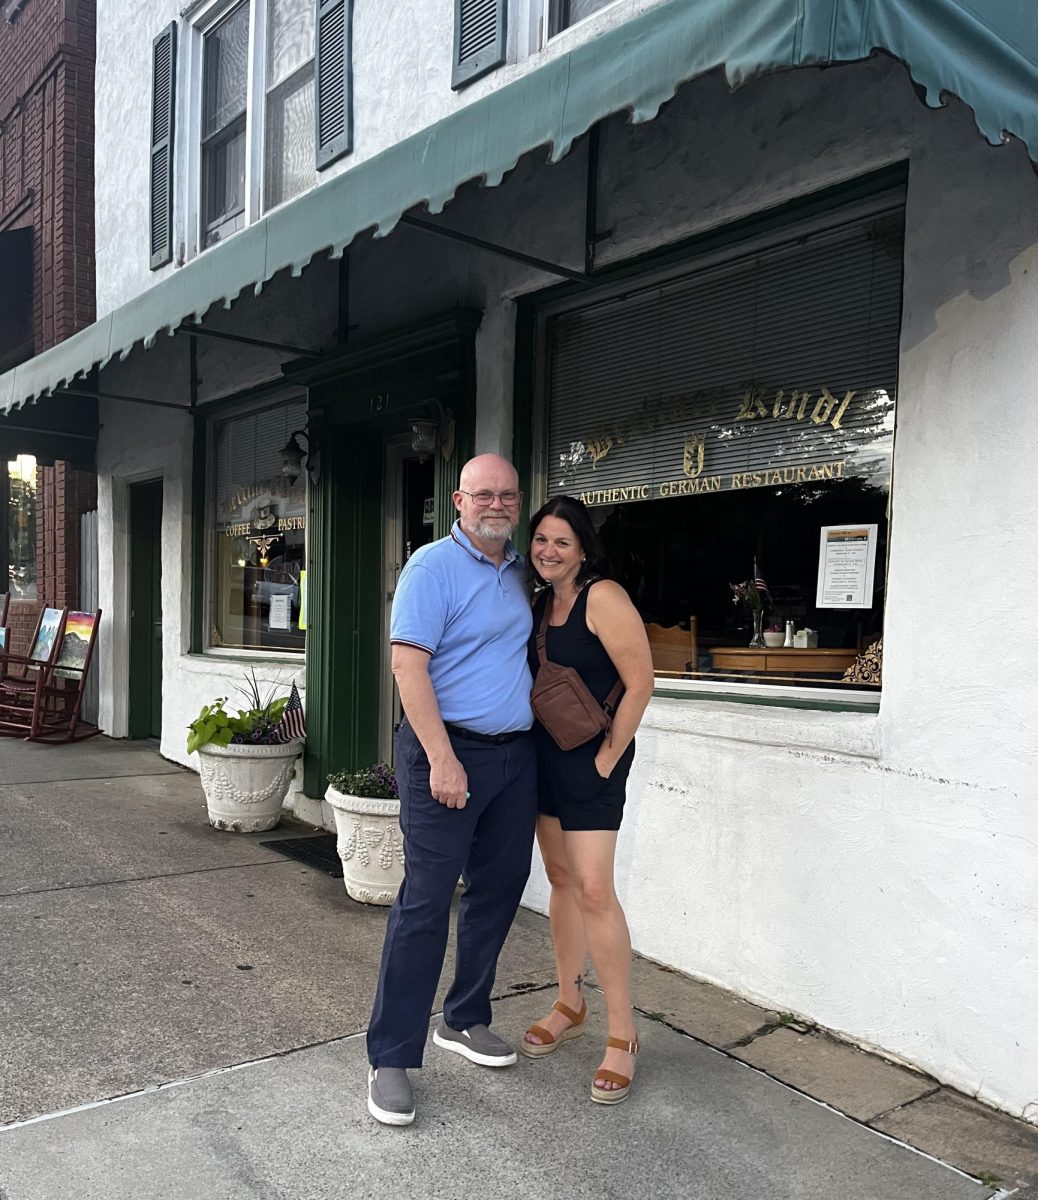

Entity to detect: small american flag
[277,682,306,743]
[753,559,770,599]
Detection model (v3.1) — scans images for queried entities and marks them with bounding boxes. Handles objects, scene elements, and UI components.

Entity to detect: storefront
[3,0,1036,1120]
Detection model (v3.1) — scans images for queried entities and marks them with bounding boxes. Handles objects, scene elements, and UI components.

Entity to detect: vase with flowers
[729,567,771,649]
[187,670,304,833]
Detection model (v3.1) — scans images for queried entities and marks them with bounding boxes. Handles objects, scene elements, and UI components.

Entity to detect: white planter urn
[197,740,304,833]
[324,785,405,905]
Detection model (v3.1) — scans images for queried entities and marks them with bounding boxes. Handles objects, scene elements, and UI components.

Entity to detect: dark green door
[129,480,163,738]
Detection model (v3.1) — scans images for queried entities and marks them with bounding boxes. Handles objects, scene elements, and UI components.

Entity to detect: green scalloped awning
[3,0,1035,417]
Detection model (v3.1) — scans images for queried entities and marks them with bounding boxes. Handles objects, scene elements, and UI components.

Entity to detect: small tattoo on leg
[574,974,584,991]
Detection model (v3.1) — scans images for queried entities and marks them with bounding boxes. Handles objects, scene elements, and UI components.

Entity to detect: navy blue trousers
[366,721,538,1068]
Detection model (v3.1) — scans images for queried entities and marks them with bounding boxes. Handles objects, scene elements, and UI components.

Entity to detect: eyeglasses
[457,489,523,507]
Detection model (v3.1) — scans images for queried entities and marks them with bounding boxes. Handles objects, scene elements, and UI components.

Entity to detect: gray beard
[462,515,515,542]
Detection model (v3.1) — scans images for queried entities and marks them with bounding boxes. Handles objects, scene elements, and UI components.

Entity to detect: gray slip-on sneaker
[367,1067,415,1126]
[432,1021,518,1067]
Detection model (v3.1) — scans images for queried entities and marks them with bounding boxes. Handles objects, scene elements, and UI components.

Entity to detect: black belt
[443,721,529,745]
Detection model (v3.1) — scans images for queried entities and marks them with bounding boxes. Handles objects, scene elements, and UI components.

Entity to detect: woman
[519,495,654,1104]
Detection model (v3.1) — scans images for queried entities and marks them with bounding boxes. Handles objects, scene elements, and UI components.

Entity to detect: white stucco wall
[94,0,672,317]
[92,53,1038,1122]
[94,384,310,820]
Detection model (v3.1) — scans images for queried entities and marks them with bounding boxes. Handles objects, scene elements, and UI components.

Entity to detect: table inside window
[708,647,860,675]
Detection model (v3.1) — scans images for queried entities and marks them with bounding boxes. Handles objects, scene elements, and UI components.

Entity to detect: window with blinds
[210,399,307,652]
[540,207,904,692]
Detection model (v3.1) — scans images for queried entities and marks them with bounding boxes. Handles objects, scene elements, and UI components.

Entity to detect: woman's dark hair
[526,494,611,591]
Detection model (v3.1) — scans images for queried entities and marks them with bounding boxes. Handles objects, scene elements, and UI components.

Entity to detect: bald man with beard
[366,454,537,1126]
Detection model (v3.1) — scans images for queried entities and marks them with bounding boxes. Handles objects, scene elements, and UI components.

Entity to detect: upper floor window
[547,0,615,36]
[264,0,316,211]
[149,0,351,266]
[202,3,250,248]
[199,0,317,248]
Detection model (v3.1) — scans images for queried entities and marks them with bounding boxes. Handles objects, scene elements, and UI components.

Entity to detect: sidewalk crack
[0,858,296,899]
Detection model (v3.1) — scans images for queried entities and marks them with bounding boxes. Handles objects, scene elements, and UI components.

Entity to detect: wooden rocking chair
[0,606,68,738]
[30,609,103,743]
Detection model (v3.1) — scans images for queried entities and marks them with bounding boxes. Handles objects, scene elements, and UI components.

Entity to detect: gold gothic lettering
[586,436,618,466]
[578,388,725,467]
[739,385,855,431]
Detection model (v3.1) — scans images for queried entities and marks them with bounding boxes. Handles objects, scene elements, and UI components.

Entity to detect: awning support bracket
[175,324,322,357]
[53,387,192,413]
[399,214,590,284]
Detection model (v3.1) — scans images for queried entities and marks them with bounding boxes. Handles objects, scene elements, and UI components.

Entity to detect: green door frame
[283,311,481,794]
[128,478,163,738]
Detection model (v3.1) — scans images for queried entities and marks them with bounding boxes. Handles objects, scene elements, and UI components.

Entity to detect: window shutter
[452,0,506,90]
[315,0,353,171]
[149,23,177,270]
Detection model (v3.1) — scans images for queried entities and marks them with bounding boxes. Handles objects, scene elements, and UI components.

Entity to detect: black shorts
[534,725,636,832]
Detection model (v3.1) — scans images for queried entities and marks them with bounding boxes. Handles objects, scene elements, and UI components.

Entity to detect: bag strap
[603,677,624,719]
[535,592,551,665]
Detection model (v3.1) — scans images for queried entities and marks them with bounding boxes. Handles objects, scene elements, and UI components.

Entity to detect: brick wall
[1,1,97,655]
[0,0,96,349]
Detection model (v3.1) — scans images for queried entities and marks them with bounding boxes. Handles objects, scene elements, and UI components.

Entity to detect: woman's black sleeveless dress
[527,583,636,832]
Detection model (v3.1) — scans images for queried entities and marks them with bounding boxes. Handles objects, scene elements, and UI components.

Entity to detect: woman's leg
[523,814,588,1045]
[563,829,637,1089]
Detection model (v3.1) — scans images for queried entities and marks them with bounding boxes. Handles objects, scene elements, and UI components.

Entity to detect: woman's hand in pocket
[593,751,616,780]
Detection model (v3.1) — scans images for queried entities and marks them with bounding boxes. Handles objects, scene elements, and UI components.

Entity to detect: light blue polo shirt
[390,521,533,735]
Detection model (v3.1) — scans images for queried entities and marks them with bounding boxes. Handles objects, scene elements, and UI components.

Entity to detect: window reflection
[6,454,36,599]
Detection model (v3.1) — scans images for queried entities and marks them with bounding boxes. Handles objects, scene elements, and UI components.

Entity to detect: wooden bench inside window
[644,617,698,676]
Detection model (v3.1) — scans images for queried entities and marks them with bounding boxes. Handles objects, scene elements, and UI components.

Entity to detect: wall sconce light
[410,419,438,460]
[279,428,321,486]
[410,402,456,463]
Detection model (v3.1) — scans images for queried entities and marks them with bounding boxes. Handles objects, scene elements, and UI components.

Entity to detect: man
[366,453,537,1126]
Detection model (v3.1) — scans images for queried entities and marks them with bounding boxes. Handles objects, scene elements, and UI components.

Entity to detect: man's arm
[391,643,468,809]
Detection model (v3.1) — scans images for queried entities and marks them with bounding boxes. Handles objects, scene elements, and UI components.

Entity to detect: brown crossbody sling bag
[530,592,624,752]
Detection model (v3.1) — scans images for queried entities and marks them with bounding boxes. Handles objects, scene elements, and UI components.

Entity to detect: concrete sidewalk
[0,737,1030,1199]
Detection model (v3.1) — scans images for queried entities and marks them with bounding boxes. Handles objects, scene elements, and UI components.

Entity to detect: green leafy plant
[186,670,289,755]
[327,762,398,799]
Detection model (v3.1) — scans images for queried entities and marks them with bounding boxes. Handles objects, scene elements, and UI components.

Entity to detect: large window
[540,205,904,693]
[6,455,36,599]
[209,400,307,653]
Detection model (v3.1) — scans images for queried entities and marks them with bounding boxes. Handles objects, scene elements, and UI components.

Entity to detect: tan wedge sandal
[519,998,587,1059]
[590,1036,639,1104]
